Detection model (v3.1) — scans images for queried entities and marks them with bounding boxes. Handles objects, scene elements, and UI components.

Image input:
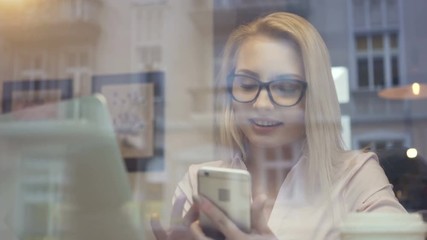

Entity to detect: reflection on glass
[372,34,383,50]
[391,56,399,86]
[390,32,399,49]
[0,95,143,240]
[373,57,385,87]
[356,36,368,51]
[357,58,369,87]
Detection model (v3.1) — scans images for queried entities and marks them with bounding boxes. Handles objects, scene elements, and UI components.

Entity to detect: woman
[151,12,405,240]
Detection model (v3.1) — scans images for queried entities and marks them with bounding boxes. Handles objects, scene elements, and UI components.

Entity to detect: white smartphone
[197,166,252,239]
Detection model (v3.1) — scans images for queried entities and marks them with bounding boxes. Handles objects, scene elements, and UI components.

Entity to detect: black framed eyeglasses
[227,73,307,107]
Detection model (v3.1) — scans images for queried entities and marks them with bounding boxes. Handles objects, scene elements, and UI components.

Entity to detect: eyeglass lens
[231,75,305,106]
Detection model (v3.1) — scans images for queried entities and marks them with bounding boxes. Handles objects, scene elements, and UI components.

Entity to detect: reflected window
[352,0,401,90]
[14,52,48,81]
[391,56,399,86]
[373,57,384,87]
[358,138,405,152]
[357,58,369,87]
[372,34,383,50]
[132,5,165,71]
[62,47,93,96]
[356,36,368,51]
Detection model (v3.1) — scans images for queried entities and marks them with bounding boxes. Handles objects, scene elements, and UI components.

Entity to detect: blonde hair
[215,12,346,193]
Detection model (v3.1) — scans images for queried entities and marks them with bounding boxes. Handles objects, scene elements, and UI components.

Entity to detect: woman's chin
[246,134,305,150]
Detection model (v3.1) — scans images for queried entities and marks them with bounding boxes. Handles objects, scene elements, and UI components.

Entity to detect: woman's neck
[245,138,305,170]
[244,139,306,217]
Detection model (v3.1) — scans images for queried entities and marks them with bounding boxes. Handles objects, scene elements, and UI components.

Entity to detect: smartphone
[197,166,251,239]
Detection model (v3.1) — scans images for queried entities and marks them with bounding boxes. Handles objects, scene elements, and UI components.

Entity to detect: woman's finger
[183,198,199,225]
[150,213,167,240]
[190,221,213,240]
[199,196,245,239]
[251,194,272,234]
[170,194,187,226]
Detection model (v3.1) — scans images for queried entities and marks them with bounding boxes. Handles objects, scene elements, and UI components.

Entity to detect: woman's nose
[253,89,274,110]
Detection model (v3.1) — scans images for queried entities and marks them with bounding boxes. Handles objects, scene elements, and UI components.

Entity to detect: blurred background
[0,0,426,239]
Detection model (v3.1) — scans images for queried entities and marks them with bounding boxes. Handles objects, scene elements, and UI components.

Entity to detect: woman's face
[232,35,306,149]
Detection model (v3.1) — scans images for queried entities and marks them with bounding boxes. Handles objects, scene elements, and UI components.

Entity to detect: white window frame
[130,4,166,71]
[14,51,48,81]
[61,46,93,96]
[348,0,404,91]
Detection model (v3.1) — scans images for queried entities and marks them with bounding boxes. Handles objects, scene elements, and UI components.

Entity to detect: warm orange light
[0,0,26,10]
[0,0,29,20]
[0,0,23,6]
[379,82,427,100]
[412,82,420,96]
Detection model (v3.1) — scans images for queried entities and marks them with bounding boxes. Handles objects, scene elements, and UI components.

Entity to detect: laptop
[0,95,144,240]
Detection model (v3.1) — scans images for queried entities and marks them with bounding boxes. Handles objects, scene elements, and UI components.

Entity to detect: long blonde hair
[215,12,346,193]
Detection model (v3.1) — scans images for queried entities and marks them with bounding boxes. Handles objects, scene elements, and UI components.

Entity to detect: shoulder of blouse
[334,150,403,211]
[334,150,378,178]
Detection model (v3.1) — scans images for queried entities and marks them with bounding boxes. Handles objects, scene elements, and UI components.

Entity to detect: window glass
[356,35,368,51]
[391,56,399,86]
[357,58,369,87]
[353,1,400,89]
[390,32,398,49]
[0,1,427,239]
[372,34,384,50]
[373,57,385,87]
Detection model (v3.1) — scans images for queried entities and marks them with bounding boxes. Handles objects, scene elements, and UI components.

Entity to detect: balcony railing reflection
[0,0,102,42]
[348,90,427,122]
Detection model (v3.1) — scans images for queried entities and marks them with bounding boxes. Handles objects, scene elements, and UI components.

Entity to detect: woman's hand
[190,195,278,240]
[150,195,198,240]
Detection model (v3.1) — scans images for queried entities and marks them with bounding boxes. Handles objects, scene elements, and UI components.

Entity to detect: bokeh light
[406,148,418,159]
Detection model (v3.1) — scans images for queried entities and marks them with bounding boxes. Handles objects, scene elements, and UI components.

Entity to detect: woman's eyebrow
[235,70,304,81]
[235,69,260,78]
[274,74,304,80]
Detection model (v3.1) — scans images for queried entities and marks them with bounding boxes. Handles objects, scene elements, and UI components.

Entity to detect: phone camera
[204,171,209,177]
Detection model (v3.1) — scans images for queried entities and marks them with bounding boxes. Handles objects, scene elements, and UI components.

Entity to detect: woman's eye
[240,83,258,91]
[273,82,300,94]
[234,76,258,91]
[278,86,296,92]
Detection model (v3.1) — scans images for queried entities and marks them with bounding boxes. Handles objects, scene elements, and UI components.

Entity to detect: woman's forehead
[234,35,304,79]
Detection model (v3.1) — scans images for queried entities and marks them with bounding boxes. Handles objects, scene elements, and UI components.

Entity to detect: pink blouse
[173,151,406,240]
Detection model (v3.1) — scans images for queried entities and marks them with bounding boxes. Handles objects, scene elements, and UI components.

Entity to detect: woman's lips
[249,118,283,133]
